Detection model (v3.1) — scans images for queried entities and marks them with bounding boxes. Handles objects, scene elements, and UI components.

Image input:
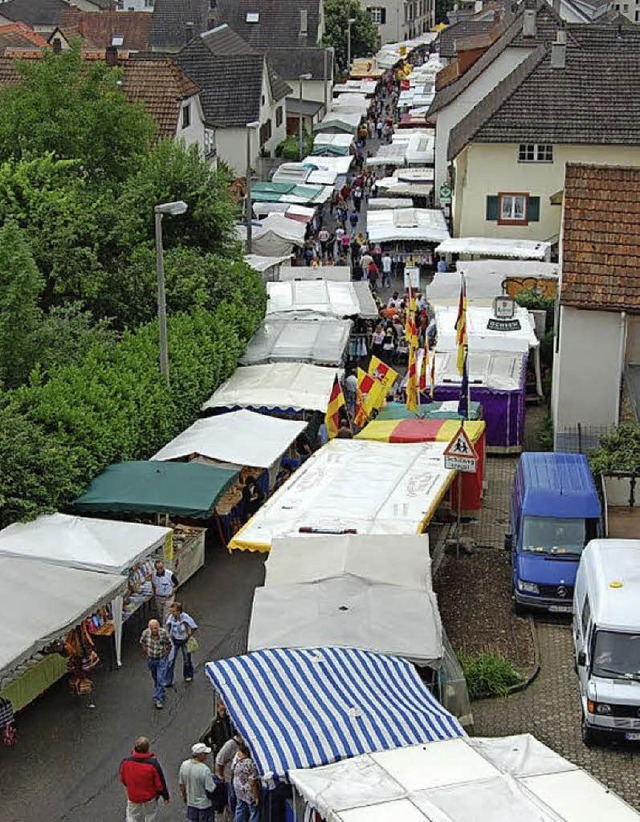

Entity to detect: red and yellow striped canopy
[356,418,485,445]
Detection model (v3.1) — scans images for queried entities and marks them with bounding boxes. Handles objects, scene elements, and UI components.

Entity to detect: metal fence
[553,424,613,454]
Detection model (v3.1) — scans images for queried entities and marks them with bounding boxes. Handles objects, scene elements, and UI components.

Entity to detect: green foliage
[32,303,118,375]
[458,651,523,699]
[322,0,379,72]
[276,132,314,161]
[589,424,640,476]
[0,221,44,387]
[536,415,554,452]
[435,0,455,24]
[0,43,155,181]
[514,289,555,312]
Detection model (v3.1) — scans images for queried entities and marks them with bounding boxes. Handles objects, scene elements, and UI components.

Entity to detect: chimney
[185,21,195,42]
[52,37,62,55]
[105,45,118,67]
[551,30,566,68]
[522,9,536,36]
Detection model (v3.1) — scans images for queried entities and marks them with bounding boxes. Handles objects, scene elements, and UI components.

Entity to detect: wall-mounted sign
[493,296,516,319]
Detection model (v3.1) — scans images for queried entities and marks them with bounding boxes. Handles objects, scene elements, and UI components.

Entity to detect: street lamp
[347,17,356,74]
[154,200,188,386]
[245,120,260,254]
[298,72,312,161]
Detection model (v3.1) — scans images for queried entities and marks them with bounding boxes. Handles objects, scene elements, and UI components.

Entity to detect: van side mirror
[504,533,513,551]
[577,651,587,667]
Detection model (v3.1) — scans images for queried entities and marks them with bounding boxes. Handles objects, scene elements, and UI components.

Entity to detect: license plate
[625,732,640,741]
[549,605,572,613]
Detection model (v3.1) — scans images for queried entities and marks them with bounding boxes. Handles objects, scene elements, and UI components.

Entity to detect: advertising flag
[406,346,418,413]
[368,355,398,393]
[325,377,346,439]
[354,368,375,427]
[455,276,468,376]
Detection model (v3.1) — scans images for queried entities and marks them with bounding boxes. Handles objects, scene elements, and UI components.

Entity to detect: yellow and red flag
[368,355,398,394]
[354,367,375,427]
[405,286,419,351]
[406,346,418,413]
[325,376,346,439]
[430,349,436,399]
[455,276,468,376]
[419,339,430,393]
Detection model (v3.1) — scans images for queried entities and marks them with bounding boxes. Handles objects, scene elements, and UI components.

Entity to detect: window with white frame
[181,102,191,129]
[500,193,527,222]
[518,143,553,162]
[204,128,215,156]
[368,6,386,24]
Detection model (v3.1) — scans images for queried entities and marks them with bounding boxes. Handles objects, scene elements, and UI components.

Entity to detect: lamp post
[154,200,188,386]
[245,120,260,254]
[347,17,356,74]
[298,72,312,161]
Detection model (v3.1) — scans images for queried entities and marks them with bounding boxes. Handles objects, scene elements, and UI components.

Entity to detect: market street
[0,544,264,822]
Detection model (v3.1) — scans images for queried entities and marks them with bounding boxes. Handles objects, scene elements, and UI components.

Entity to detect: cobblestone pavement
[466,455,640,810]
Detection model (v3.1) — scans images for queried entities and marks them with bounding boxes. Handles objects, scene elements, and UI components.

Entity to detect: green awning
[377,401,482,421]
[74,461,239,519]
[312,145,349,157]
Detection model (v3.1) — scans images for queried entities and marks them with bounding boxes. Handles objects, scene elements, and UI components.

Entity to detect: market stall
[435,237,552,261]
[266,279,378,319]
[237,213,306,257]
[430,351,527,453]
[205,646,464,780]
[428,262,559,305]
[377,400,483,421]
[289,734,640,821]
[0,557,126,715]
[249,181,332,207]
[312,133,354,156]
[314,110,362,135]
[201,362,342,416]
[228,438,455,552]
[0,514,171,667]
[240,316,352,366]
[248,534,442,666]
[278,265,351,282]
[367,208,449,245]
[244,254,292,282]
[356,418,485,512]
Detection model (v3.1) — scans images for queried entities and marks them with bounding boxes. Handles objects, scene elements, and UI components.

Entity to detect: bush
[589,423,640,476]
[458,651,523,699]
[536,415,554,451]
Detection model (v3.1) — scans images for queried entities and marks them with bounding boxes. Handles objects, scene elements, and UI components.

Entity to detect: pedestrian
[371,323,385,358]
[337,418,353,439]
[201,701,236,758]
[215,732,244,820]
[348,211,358,234]
[165,602,198,686]
[119,736,170,822]
[179,742,216,822]
[151,559,179,625]
[344,370,357,415]
[361,250,373,271]
[139,618,172,709]
[242,477,264,520]
[352,186,362,213]
[318,226,330,259]
[436,255,448,273]
[303,243,315,266]
[340,232,350,260]
[367,260,379,291]
[232,742,261,822]
[381,251,392,288]
[376,119,383,139]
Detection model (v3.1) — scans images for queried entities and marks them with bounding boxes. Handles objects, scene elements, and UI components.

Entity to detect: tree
[0,221,44,387]
[322,0,379,73]
[0,43,155,182]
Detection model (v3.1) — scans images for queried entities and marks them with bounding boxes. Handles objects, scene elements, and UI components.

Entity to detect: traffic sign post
[439,183,452,204]
[443,426,479,558]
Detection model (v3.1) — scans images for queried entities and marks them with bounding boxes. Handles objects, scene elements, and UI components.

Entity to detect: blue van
[507,453,602,614]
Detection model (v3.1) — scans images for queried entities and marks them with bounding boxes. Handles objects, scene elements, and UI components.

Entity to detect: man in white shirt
[151,559,179,624]
[215,733,243,820]
[179,742,215,822]
[165,602,198,685]
[381,252,392,288]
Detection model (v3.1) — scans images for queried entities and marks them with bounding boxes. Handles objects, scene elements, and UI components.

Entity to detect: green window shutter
[380,8,387,22]
[528,196,540,222]
[486,195,499,221]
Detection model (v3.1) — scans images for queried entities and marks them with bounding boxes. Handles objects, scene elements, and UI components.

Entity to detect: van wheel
[581,717,596,747]
[513,599,526,616]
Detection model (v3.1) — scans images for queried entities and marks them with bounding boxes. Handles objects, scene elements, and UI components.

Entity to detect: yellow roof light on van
[609,580,623,588]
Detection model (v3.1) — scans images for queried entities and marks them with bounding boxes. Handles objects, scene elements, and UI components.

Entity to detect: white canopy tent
[366,143,408,168]
[244,254,292,279]
[428,263,559,305]
[367,208,450,244]
[330,93,369,117]
[266,280,378,319]
[229,439,454,552]
[277,265,351,282]
[201,363,341,415]
[0,514,170,666]
[301,155,354,177]
[314,110,362,134]
[289,734,640,821]
[333,79,378,97]
[252,203,315,221]
[0,557,126,688]
[237,213,306,257]
[150,410,307,470]
[367,197,414,210]
[249,534,442,667]
[313,133,354,152]
[434,350,527,392]
[240,316,352,366]
[377,168,434,199]
[435,304,539,354]
[436,237,552,261]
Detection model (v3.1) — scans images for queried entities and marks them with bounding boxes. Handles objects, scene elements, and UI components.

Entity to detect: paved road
[473,618,640,810]
[0,545,265,822]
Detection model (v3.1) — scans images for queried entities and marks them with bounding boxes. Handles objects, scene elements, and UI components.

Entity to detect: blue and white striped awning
[205,646,464,779]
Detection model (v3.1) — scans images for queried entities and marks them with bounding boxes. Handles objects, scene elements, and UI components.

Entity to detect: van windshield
[593,631,640,681]
[521,516,585,556]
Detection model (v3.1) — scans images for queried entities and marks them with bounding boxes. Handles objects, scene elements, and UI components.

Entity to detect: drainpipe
[616,311,627,425]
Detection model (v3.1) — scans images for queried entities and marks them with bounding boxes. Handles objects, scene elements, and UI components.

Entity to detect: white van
[573,539,640,746]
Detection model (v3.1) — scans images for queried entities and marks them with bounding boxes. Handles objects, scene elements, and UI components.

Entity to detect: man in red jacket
[119,736,170,821]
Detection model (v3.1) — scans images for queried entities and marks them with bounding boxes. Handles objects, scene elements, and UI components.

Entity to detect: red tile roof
[59,10,152,52]
[561,164,640,311]
[0,21,50,54]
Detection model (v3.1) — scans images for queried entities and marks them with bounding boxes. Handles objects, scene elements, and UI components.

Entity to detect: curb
[472,614,541,702]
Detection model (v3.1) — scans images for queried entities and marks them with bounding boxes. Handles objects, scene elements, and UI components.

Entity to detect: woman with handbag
[165,602,198,685]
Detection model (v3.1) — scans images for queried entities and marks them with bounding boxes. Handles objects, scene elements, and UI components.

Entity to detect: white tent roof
[428,263,559,304]
[244,254,291,273]
[266,279,378,319]
[313,133,354,149]
[0,513,170,574]
[278,265,352,282]
[301,155,354,176]
[252,203,316,221]
[202,363,341,414]
[435,305,538,353]
[250,534,442,666]
[367,208,450,244]
[240,316,352,366]
[434,351,526,391]
[0,556,127,683]
[330,93,369,116]
[333,79,378,96]
[150,410,307,469]
[314,111,362,134]
[436,237,551,260]
[367,143,408,168]
[238,214,306,257]
[289,734,640,821]
[230,439,454,552]
[367,197,415,210]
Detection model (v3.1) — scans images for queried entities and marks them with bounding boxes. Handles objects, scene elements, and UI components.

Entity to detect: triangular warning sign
[443,426,478,460]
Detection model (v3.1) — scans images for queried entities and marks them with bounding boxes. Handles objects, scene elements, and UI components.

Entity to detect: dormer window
[111,35,124,47]
[246,11,259,22]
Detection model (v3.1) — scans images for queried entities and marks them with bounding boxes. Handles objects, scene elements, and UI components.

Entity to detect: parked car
[573,539,640,746]
[506,452,601,613]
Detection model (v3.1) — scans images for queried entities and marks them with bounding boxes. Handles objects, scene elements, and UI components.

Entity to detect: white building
[364,0,435,45]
